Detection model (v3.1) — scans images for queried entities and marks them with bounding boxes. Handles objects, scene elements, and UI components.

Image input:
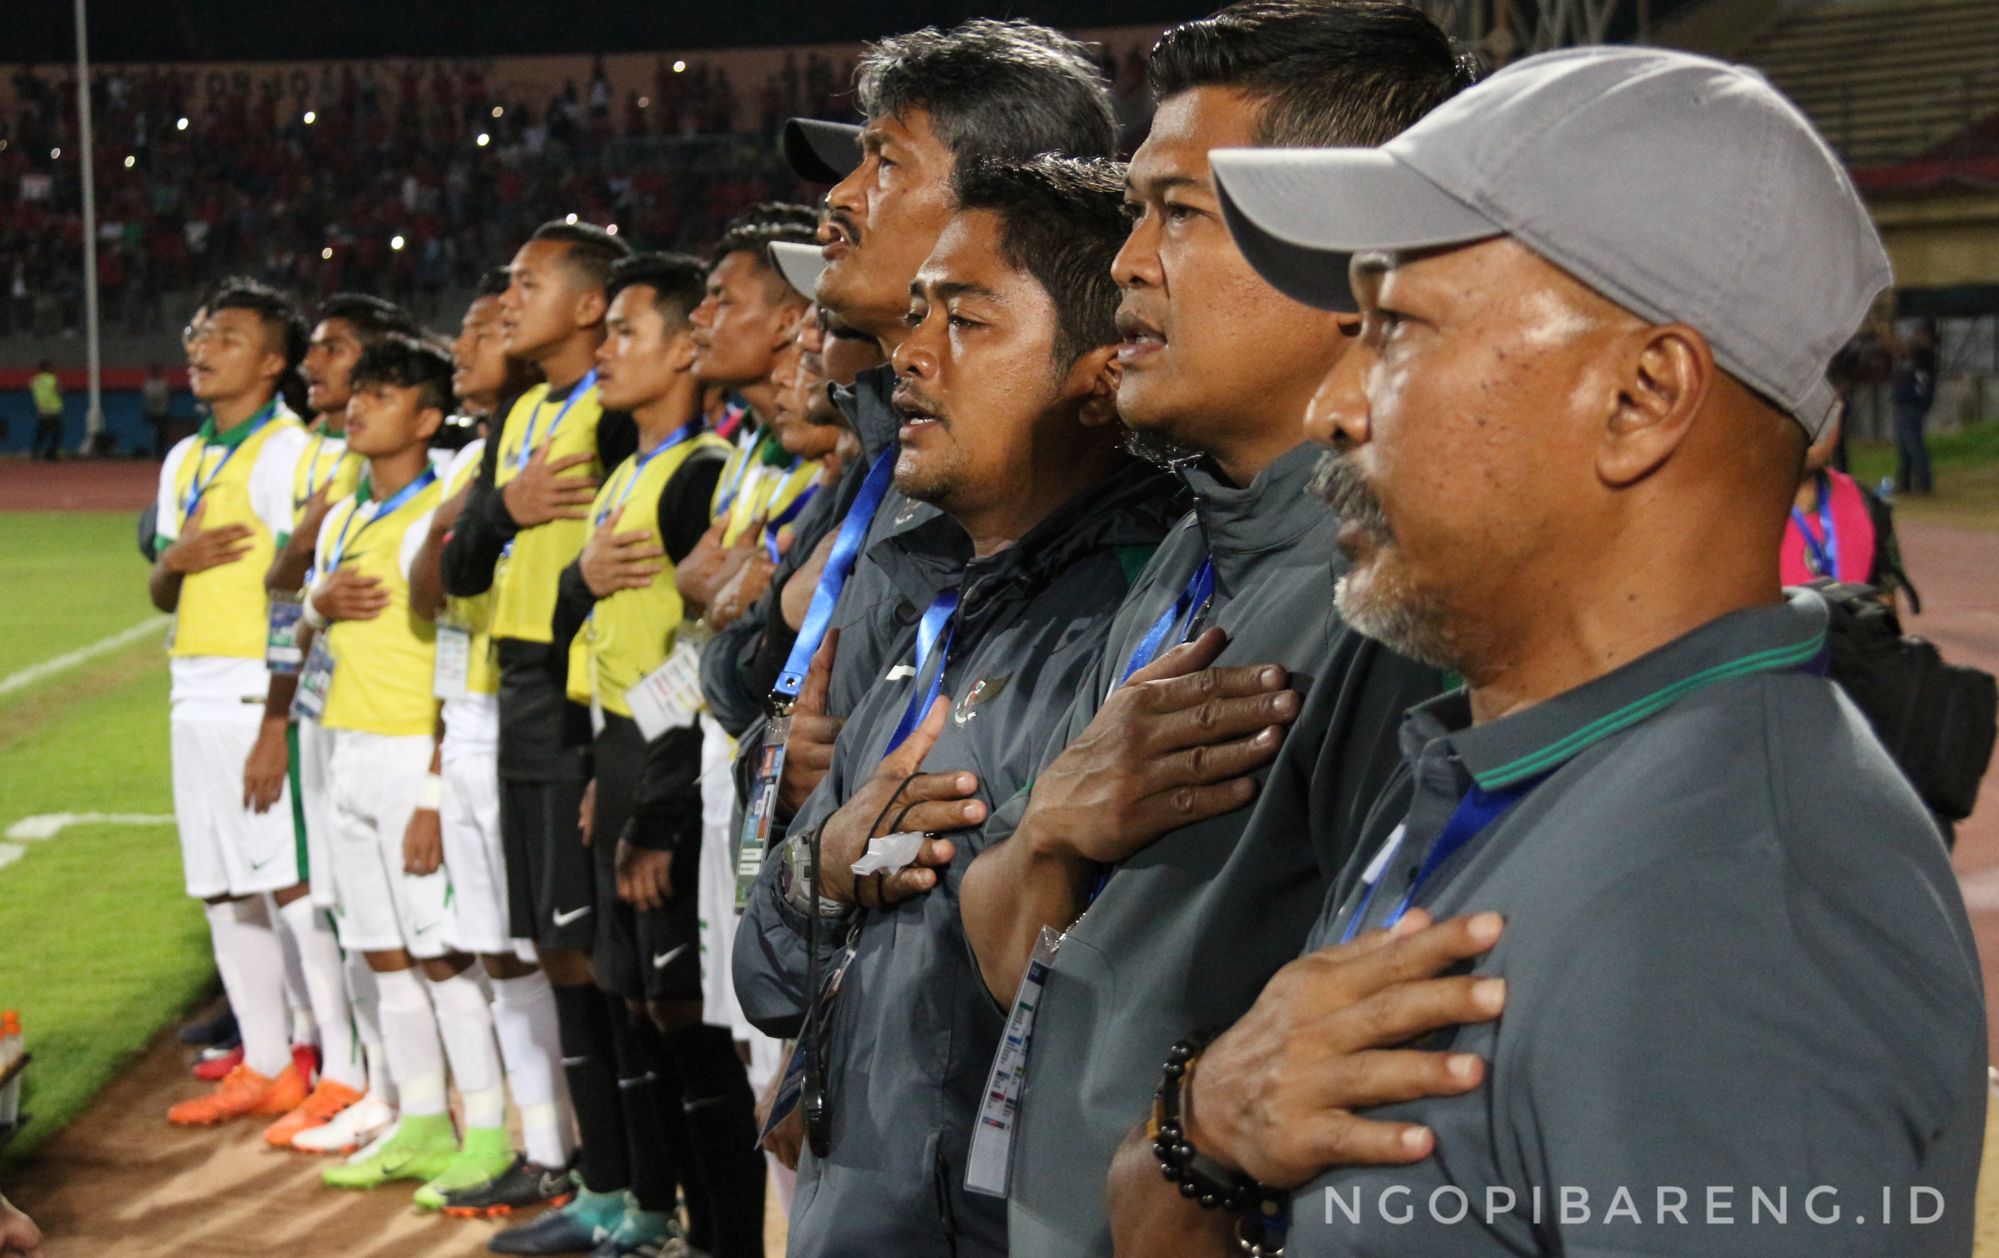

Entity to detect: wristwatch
[781,827,853,919]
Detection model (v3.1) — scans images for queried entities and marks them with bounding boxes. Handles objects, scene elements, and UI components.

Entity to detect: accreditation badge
[291,633,334,721]
[266,593,305,674]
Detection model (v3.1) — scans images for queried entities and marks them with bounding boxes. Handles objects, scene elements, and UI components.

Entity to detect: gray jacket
[734,457,1183,1258]
[1000,442,1444,1258]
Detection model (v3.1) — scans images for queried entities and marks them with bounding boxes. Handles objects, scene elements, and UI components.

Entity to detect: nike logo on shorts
[652,943,692,970]
[552,905,592,926]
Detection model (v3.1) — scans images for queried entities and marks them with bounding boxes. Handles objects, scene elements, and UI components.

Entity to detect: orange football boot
[263,1078,365,1147]
[167,1062,309,1126]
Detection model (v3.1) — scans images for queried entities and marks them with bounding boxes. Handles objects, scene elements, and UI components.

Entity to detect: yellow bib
[569,431,731,716]
[491,381,608,643]
[320,473,447,736]
[439,440,500,697]
[167,409,305,659]
[291,429,365,530]
[712,430,822,552]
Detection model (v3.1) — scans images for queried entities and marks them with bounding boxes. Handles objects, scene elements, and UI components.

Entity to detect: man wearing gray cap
[1106,46,1986,1256]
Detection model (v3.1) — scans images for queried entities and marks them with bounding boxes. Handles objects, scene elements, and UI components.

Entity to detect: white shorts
[326,729,456,959]
[172,714,301,899]
[296,716,339,910]
[440,730,523,956]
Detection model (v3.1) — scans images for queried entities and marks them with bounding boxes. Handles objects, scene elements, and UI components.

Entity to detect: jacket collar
[1403,589,1831,791]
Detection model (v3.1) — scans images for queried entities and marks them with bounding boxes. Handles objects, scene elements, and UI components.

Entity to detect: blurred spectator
[141,360,173,458]
[1890,320,1939,495]
[29,357,62,460]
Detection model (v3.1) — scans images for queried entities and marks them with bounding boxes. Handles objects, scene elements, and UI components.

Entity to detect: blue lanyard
[1789,474,1838,578]
[765,479,821,562]
[321,466,440,575]
[771,446,897,706]
[884,588,959,757]
[713,431,766,516]
[512,370,598,471]
[1120,556,1216,683]
[303,431,346,499]
[593,421,703,527]
[1338,775,1544,945]
[183,401,276,519]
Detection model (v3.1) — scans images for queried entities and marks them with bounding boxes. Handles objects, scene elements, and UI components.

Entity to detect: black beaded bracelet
[1149,1036,1290,1255]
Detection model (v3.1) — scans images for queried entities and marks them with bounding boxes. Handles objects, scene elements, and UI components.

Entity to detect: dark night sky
[15,1,1225,64]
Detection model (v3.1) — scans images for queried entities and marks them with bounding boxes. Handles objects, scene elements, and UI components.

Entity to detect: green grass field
[0,512,211,1164]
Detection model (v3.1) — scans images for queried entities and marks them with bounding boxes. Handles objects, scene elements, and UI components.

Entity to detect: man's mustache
[1308,452,1392,539]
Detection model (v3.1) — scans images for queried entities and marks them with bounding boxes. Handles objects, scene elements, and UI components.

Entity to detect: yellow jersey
[568,429,731,717]
[491,378,609,643]
[290,427,365,532]
[159,402,309,660]
[437,439,499,698]
[317,469,447,736]
[711,427,822,554]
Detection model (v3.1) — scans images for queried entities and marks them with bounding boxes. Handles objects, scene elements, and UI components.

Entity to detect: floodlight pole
[74,0,105,454]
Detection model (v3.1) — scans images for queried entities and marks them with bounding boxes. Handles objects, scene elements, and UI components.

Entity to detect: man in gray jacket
[719,21,1121,882]
[735,156,1181,1256]
[910,8,1467,1256]
[1109,44,1987,1258]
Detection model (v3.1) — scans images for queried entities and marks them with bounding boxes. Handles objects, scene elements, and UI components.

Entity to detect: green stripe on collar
[1473,635,1825,789]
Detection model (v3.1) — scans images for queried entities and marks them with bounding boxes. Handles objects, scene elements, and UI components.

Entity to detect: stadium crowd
[0,44,1157,341]
[109,3,1997,1258]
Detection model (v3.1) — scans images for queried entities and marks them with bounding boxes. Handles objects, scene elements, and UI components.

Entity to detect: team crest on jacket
[953,675,1009,726]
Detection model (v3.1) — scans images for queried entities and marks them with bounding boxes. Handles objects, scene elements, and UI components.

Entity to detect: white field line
[0,615,169,699]
[0,813,177,875]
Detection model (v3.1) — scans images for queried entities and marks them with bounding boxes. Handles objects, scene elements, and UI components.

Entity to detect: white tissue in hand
[850,831,926,877]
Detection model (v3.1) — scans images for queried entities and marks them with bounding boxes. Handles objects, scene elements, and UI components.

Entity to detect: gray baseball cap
[781,117,863,184]
[1210,46,1891,437]
[769,240,828,301]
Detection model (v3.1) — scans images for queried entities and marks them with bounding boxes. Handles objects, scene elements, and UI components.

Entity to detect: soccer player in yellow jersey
[544,252,740,1254]
[677,204,822,627]
[301,334,509,1204]
[440,221,647,1255]
[257,292,422,1154]
[411,273,581,1215]
[149,279,317,1126]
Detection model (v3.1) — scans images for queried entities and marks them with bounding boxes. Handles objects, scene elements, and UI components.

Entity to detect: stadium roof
[18,1,1223,64]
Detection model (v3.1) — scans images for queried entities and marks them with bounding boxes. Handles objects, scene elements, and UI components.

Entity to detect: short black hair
[207,277,308,369]
[1147,0,1476,147]
[856,19,1117,173]
[952,154,1128,367]
[477,266,512,298]
[528,220,635,292]
[607,252,711,331]
[352,332,456,416]
[315,292,420,346]
[710,203,820,269]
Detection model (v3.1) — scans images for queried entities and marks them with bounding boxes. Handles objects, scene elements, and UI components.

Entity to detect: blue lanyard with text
[593,421,703,527]
[1338,774,1545,945]
[770,446,897,707]
[183,401,276,519]
[884,588,960,757]
[1789,475,1838,578]
[764,479,821,562]
[512,371,598,471]
[1120,556,1216,683]
[321,466,439,575]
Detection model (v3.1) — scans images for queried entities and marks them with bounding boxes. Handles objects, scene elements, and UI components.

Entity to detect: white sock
[204,898,290,1077]
[272,892,316,1047]
[428,968,506,1131]
[490,970,575,1166]
[373,966,448,1117]
[276,897,361,1091]
[345,952,395,1107]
